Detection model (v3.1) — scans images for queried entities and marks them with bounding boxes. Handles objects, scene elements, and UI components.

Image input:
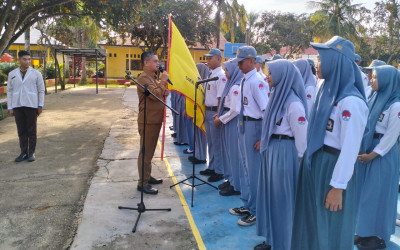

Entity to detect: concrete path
[70,87,196,250]
[0,87,125,249]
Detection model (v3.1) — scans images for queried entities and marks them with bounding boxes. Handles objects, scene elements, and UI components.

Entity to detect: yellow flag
[168,18,206,133]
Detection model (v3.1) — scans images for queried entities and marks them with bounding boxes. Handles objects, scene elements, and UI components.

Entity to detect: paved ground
[2,86,400,250]
[0,87,125,249]
[70,87,196,250]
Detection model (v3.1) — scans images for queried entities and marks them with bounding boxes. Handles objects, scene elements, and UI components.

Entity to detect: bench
[0,98,7,119]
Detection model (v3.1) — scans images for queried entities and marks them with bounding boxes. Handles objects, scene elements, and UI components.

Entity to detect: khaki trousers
[137,123,162,187]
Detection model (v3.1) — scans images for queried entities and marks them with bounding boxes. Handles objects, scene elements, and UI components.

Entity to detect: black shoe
[354,235,372,245]
[148,177,163,185]
[357,236,386,250]
[199,168,215,176]
[169,126,174,131]
[188,156,207,164]
[137,185,158,195]
[183,148,194,154]
[15,153,28,162]
[27,153,35,162]
[238,214,256,226]
[254,242,271,250]
[171,133,177,138]
[219,185,241,196]
[174,141,188,146]
[229,206,250,216]
[218,180,230,190]
[208,173,224,182]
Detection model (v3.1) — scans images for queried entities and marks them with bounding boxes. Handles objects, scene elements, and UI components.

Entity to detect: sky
[236,0,376,15]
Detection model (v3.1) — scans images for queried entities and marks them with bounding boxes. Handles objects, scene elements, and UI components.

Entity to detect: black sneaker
[199,168,215,176]
[183,149,194,154]
[218,180,230,190]
[357,236,386,250]
[219,185,241,196]
[229,206,250,216]
[208,173,224,182]
[189,156,207,164]
[15,153,28,162]
[27,153,35,162]
[171,133,177,138]
[254,242,271,250]
[354,235,371,245]
[238,214,256,226]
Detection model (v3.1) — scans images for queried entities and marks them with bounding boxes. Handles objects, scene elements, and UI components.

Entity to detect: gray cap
[232,46,257,63]
[204,48,222,58]
[255,56,264,64]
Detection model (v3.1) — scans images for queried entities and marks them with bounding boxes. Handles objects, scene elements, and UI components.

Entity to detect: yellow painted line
[157,141,206,250]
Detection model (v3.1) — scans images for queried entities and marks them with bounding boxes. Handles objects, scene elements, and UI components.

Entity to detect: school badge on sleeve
[298,117,306,125]
[259,84,264,89]
[306,94,312,99]
[342,110,351,121]
[233,90,239,96]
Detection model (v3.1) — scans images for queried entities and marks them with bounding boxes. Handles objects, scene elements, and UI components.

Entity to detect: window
[114,53,117,57]
[126,59,129,70]
[109,53,112,57]
[130,60,143,70]
[126,54,129,58]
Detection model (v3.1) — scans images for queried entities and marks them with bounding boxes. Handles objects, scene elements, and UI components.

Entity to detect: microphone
[158,66,173,85]
[196,76,219,85]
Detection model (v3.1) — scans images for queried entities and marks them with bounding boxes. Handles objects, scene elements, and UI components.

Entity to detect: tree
[0,0,148,56]
[370,0,400,64]
[256,11,314,56]
[102,0,215,57]
[308,0,369,42]
[245,11,259,45]
[208,0,247,47]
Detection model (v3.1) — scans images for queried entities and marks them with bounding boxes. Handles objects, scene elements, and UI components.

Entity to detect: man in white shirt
[7,50,45,162]
[199,48,227,182]
[228,46,269,227]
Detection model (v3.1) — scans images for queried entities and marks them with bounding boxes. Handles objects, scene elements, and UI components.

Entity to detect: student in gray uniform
[228,46,269,227]
[187,63,209,164]
[214,59,243,196]
[255,59,308,250]
[199,48,227,182]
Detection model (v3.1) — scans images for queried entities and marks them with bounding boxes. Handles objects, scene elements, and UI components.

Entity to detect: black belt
[373,133,384,139]
[243,116,262,121]
[206,106,218,111]
[223,107,230,111]
[321,145,340,155]
[271,134,294,140]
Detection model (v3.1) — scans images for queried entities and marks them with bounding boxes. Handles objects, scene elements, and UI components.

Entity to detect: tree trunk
[80,28,87,83]
[215,0,222,49]
[24,27,30,52]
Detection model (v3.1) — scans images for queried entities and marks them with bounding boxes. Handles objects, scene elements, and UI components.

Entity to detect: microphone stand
[118,71,179,233]
[170,79,218,207]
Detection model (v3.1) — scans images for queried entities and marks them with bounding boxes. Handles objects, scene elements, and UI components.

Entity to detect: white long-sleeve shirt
[323,96,369,189]
[373,102,400,156]
[219,85,240,124]
[273,101,308,157]
[7,67,45,109]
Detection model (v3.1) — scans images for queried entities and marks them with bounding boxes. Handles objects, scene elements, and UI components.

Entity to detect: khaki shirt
[137,70,167,124]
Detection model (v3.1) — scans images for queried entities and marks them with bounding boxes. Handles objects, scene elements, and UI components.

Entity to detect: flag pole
[161,14,173,160]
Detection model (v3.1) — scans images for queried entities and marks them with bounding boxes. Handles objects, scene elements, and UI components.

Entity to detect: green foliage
[38,63,56,79]
[98,0,215,55]
[86,68,95,76]
[256,11,314,56]
[0,70,7,85]
[308,0,370,41]
[0,63,19,76]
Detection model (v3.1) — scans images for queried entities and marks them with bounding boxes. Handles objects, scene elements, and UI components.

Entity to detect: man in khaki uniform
[136,51,169,195]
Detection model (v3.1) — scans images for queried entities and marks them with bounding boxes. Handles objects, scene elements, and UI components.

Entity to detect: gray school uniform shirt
[7,67,45,110]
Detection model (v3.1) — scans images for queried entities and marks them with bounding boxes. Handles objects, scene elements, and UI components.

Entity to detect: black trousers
[13,107,38,154]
